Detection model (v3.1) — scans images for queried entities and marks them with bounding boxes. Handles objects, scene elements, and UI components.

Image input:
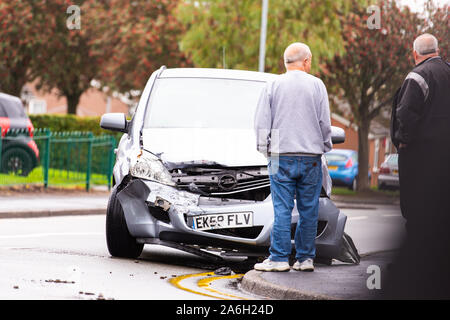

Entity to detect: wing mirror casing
[331,126,345,144]
[100,113,129,133]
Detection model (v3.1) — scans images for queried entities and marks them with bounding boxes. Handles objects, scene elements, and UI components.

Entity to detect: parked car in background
[378,153,399,190]
[324,149,364,191]
[0,93,39,176]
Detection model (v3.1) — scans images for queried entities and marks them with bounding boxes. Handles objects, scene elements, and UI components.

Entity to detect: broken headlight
[130,151,175,186]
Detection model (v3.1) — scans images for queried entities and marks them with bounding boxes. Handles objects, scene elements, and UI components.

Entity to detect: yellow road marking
[169,272,249,300]
[197,274,249,300]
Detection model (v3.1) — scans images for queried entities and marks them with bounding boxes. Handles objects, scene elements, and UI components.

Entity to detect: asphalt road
[0,203,404,300]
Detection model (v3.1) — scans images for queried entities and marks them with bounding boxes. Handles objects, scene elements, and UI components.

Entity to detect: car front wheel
[106,187,144,258]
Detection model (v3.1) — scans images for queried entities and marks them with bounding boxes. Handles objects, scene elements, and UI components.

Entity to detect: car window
[351,153,358,163]
[324,153,348,162]
[0,98,26,118]
[144,78,265,129]
[0,103,7,117]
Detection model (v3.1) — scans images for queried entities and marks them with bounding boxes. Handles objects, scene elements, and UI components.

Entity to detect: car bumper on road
[329,169,355,186]
[116,178,347,259]
[378,174,399,187]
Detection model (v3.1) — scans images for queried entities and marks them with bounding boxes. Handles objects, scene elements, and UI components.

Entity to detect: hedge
[28,114,123,142]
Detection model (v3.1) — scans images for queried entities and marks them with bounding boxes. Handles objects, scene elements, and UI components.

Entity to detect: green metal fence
[0,127,116,191]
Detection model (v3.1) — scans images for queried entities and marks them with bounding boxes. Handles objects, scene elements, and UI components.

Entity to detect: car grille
[203,226,264,239]
[147,204,170,224]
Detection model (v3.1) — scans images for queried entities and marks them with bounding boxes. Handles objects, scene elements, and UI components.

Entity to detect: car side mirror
[100,113,128,133]
[331,126,345,144]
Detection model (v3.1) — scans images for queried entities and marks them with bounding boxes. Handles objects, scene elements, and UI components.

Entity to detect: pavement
[241,251,392,300]
[0,189,399,300]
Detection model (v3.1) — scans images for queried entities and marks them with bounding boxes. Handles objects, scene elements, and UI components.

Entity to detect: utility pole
[258,0,269,72]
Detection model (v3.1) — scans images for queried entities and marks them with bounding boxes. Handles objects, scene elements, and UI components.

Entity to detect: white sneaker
[293,258,314,272]
[254,259,290,272]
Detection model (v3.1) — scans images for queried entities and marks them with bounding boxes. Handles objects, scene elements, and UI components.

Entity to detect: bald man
[253,42,332,272]
[386,33,450,298]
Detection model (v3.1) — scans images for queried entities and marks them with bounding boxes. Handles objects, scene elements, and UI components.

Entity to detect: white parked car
[100,67,360,265]
[378,153,399,190]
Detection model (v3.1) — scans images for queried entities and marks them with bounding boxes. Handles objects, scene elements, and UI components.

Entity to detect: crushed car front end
[115,150,348,262]
[102,67,360,264]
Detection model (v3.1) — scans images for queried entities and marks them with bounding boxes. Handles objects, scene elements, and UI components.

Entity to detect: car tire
[106,186,144,259]
[1,147,33,176]
[349,177,357,191]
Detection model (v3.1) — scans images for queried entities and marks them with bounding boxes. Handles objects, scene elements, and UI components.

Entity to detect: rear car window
[0,96,26,118]
[325,153,348,162]
[0,104,7,117]
[387,154,398,164]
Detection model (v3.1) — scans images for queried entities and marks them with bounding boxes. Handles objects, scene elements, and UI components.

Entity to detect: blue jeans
[268,155,322,262]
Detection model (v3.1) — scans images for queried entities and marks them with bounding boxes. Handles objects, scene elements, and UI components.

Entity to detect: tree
[176,0,357,74]
[0,0,48,96]
[320,0,423,191]
[32,0,115,114]
[96,0,191,95]
[424,0,449,61]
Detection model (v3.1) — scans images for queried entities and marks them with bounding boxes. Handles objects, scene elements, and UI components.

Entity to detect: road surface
[0,203,404,300]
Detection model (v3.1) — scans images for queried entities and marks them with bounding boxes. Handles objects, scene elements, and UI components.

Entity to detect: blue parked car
[324,149,364,191]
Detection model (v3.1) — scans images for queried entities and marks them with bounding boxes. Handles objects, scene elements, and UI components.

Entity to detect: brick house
[21,81,130,116]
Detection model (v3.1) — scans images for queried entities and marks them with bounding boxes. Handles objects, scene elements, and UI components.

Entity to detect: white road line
[382,214,402,217]
[0,232,103,239]
[347,216,368,221]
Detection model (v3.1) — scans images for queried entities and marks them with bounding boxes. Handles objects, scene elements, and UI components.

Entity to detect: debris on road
[214,267,233,276]
[45,279,75,284]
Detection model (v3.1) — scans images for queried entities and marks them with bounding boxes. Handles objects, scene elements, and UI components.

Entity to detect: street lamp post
[258,0,269,72]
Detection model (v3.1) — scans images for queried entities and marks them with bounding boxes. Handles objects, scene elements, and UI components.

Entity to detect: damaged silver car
[100,67,360,265]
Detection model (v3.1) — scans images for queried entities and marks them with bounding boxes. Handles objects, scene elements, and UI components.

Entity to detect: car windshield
[144,78,266,129]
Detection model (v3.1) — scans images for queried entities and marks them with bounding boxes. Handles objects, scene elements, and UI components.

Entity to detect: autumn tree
[96,0,191,95]
[423,0,449,61]
[320,0,424,191]
[0,0,48,96]
[31,0,116,114]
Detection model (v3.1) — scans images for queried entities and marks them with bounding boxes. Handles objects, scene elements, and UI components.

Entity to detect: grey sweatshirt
[254,70,332,155]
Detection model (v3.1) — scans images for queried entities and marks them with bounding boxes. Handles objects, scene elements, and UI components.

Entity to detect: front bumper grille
[203,226,264,239]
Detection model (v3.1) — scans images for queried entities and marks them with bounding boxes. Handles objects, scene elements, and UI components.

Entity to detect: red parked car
[0,93,39,176]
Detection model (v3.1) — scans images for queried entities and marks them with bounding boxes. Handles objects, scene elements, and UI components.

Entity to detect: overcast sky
[397,0,449,12]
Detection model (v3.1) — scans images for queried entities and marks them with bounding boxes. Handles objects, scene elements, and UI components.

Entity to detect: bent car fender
[116,179,157,238]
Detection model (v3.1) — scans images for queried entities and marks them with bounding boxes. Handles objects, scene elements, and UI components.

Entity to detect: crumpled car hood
[142,127,332,196]
[142,128,267,166]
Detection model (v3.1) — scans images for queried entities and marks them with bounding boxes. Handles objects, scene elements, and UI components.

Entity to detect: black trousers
[381,141,450,299]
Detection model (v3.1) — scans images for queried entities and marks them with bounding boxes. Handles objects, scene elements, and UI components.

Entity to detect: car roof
[0,92,22,104]
[159,68,279,82]
[326,149,356,155]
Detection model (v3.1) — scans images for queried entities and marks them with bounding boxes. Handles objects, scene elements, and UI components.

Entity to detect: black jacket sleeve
[395,78,426,145]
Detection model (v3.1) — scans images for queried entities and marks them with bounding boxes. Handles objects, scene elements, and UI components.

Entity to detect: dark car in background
[0,93,39,176]
[378,153,399,190]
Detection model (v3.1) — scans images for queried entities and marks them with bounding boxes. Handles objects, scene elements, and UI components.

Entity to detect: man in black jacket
[386,33,450,299]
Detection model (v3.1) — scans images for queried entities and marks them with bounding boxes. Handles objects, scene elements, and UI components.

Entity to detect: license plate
[191,212,253,231]
[328,166,338,170]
